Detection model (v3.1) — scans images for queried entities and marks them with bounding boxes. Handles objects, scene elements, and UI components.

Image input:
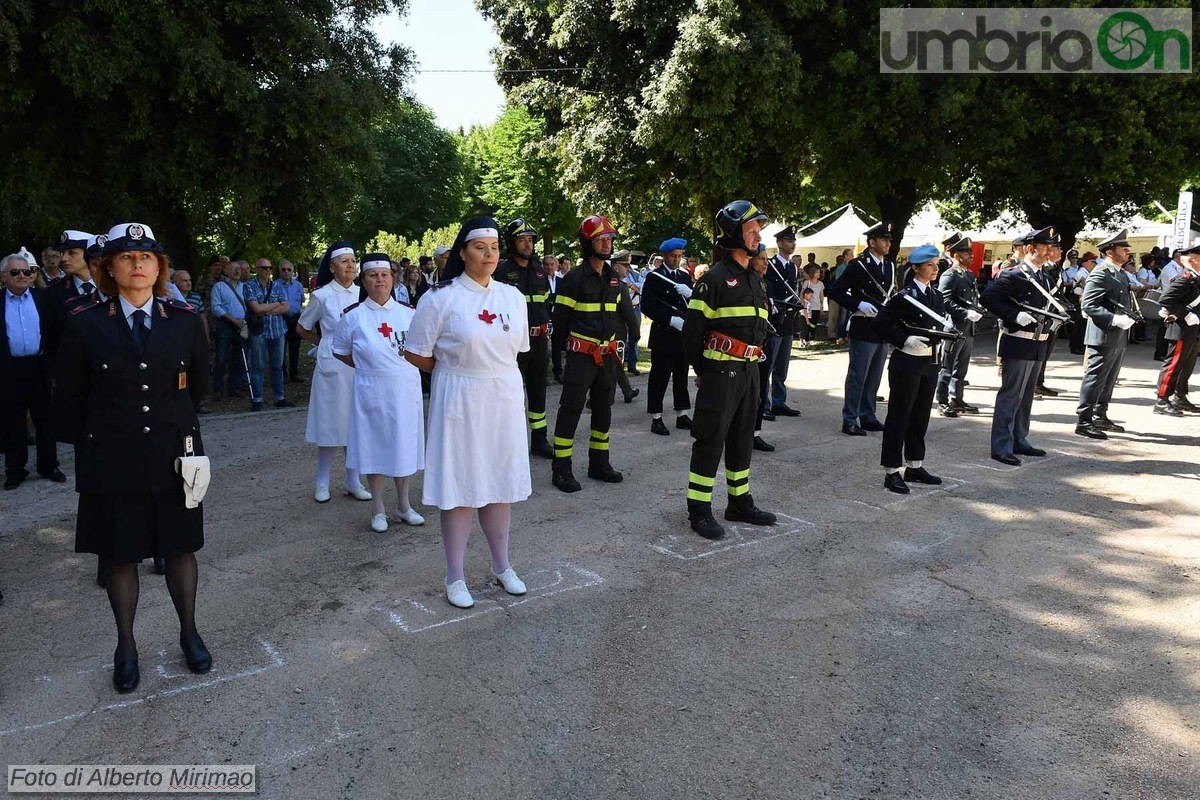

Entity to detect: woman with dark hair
[54,223,212,692]
[295,240,371,503]
[404,217,531,609]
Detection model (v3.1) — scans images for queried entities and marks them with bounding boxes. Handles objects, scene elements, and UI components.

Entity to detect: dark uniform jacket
[551,261,638,351]
[765,255,799,314]
[937,264,981,338]
[682,258,770,371]
[640,266,691,330]
[495,256,551,328]
[876,280,949,374]
[1159,267,1200,342]
[1081,262,1135,348]
[53,297,210,495]
[980,261,1054,361]
[828,252,898,343]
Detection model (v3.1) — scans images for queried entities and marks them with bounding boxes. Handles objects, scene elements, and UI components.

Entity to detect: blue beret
[908,244,940,265]
[659,237,687,253]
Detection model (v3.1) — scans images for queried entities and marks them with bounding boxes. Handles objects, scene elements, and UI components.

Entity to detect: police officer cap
[54,230,92,252]
[85,233,107,258]
[1027,226,1061,246]
[774,226,797,241]
[102,223,164,255]
[1096,228,1130,253]
[948,235,973,253]
[908,244,940,265]
[659,237,687,253]
[864,221,894,239]
[941,232,962,250]
[1012,233,1029,247]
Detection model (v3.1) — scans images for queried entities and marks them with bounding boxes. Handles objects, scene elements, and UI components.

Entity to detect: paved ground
[2,338,1199,799]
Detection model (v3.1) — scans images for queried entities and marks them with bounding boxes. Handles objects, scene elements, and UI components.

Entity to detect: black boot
[688,504,726,540]
[529,429,554,459]
[724,495,776,526]
[552,459,581,493]
[676,414,692,430]
[650,417,670,436]
[587,450,623,483]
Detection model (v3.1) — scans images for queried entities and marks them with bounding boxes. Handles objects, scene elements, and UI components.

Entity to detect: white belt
[900,343,933,357]
[1004,330,1049,341]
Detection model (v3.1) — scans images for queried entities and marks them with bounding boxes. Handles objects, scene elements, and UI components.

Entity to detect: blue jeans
[213,320,248,395]
[249,335,286,402]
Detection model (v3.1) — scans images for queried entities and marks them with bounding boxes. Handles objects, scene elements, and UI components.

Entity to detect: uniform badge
[178,370,188,390]
[725,277,739,288]
[536,271,545,278]
[609,279,618,286]
[128,224,145,240]
[59,231,69,243]
[96,234,107,247]
[478,310,496,324]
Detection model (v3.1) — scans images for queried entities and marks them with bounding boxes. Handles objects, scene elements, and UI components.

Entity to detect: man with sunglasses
[276,260,306,383]
[1,253,63,490]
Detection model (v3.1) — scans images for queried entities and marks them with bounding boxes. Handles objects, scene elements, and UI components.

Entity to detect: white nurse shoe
[445,580,474,609]
[345,483,372,501]
[370,513,388,533]
[390,507,425,526]
[314,484,331,503]
[492,568,527,596]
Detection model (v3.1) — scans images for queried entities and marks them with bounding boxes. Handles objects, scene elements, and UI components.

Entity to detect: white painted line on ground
[379,564,604,634]
[952,449,1070,473]
[261,697,360,770]
[1,640,285,738]
[848,477,969,510]
[647,513,813,561]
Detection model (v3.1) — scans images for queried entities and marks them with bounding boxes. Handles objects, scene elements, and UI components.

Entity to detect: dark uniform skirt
[75,489,204,563]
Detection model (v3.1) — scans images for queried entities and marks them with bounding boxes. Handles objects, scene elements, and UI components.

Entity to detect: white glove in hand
[966,309,983,322]
[669,316,684,331]
[1073,286,1084,296]
[1015,311,1036,327]
[1111,314,1135,330]
[857,301,878,317]
[674,283,693,299]
[903,336,931,350]
[1186,312,1200,327]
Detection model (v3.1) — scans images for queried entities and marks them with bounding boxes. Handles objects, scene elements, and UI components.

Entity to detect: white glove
[966,309,983,322]
[1015,311,1036,327]
[903,336,931,350]
[1186,312,1200,327]
[857,301,878,317]
[673,283,693,299]
[669,316,684,331]
[1111,313,1135,330]
[1073,286,1084,296]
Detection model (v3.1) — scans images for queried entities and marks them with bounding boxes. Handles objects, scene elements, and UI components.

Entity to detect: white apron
[299,280,358,446]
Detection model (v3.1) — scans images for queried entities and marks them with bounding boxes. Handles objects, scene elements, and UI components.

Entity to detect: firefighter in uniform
[495,219,554,457]
[935,233,984,417]
[640,236,693,435]
[1154,243,1200,416]
[550,215,639,493]
[683,200,777,540]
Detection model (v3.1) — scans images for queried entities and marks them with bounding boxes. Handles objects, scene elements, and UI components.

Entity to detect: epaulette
[64,292,88,306]
[431,279,454,291]
[162,298,198,314]
[341,301,361,314]
[69,297,104,315]
[397,300,415,309]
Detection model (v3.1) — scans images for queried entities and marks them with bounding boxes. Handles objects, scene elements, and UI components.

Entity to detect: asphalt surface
[2,337,1198,799]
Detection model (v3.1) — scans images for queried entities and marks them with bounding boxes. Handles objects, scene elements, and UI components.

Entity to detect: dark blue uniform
[828,253,899,429]
[763,254,799,410]
[640,266,692,418]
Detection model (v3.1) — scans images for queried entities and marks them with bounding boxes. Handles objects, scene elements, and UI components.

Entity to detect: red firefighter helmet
[578,215,617,259]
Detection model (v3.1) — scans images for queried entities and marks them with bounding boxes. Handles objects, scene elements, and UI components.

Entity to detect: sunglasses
[7,268,34,277]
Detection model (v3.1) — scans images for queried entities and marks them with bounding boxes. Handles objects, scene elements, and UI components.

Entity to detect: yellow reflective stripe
[530,419,548,430]
[689,298,716,318]
[725,468,750,481]
[553,437,573,447]
[525,293,549,303]
[712,305,769,319]
[556,295,578,309]
[727,483,751,497]
[528,411,546,421]
[570,302,618,312]
[687,472,716,487]
[570,332,614,345]
[589,430,609,441]
[703,350,755,362]
[588,441,609,450]
[740,203,761,222]
[687,488,713,502]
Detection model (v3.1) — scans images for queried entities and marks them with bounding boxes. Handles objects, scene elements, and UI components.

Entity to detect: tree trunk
[542,226,553,259]
[875,178,919,261]
[1021,202,1085,253]
[156,199,198,274]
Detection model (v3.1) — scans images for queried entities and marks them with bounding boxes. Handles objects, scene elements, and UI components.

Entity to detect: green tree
[0,0,411,268]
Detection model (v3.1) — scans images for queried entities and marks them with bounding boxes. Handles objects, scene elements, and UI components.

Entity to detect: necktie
[81,282,94,296]
[131,310,149,354]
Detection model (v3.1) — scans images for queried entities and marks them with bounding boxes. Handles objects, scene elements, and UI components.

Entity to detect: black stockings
[105,553,199,659]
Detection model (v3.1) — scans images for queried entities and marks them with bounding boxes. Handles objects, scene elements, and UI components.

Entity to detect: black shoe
[529,434,554,459]
[1094,417,1124,433]
[951,400,980,414]
[876,395,885,402]
[1175,396,1200,412]
[860,419,885,432]
[1034,385,1060,397]
[274,398,295,408]
[628,367,641,376]
[38,468,67,483]
[841,423,866,436]
[650,418,670,436]
[180,633,212,674]
[152,556,166,575]
[587,464,624,483]
[676,414,692,430]
[690,514,726,540]
[753,435,775,452]
[939,403,960,418]
[991,453,1022,466]
[884,472,910,494]
[113,653,140,693]
[4,475,22,490]
[761,408,776,421]
[903,466,942,485]
[1155,400,1185,417]
[772,405,800,417]
[1075,422,1108,440]
[724,504,776,526]
[552,471,582,493]
[624,388,640,403]
[250,401,263,412]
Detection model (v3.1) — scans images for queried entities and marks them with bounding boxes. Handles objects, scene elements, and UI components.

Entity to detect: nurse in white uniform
[405,217,532,609]
[332,254,426,532]
[295,240,372,503]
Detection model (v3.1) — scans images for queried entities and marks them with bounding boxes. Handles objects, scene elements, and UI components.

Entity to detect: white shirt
[297,279,358,360]
[119,295,155,330]
[73,275,102,299]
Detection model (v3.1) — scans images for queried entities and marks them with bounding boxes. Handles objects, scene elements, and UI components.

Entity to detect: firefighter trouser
[687,359,759,517]
[553,349,617,473]
[518,333,549,437]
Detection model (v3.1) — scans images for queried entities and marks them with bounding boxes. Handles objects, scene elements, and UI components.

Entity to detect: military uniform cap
[774,226,797,241]
[54,230,92,252]
[1177,242,1200,256]
[102,222,164,255]
[947,234,973,253]
[1027,226,1061,245]
[659,237,687,253]
[864,221,894,239]
[1096,228,1130,253]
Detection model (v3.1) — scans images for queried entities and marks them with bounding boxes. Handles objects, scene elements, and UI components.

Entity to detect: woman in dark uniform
[54,222,212,693]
